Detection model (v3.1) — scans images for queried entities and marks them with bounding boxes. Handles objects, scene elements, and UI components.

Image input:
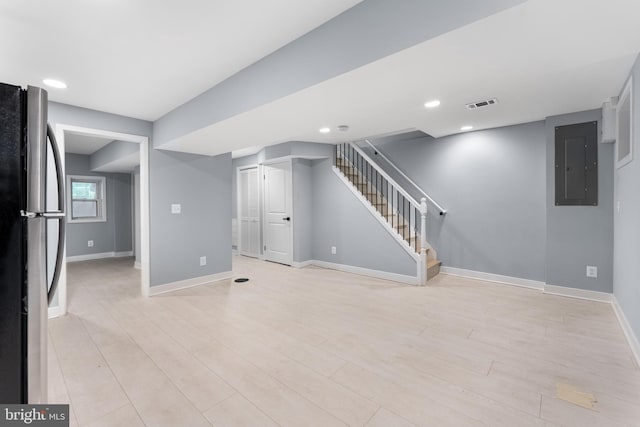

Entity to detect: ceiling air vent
[466,98,498,110]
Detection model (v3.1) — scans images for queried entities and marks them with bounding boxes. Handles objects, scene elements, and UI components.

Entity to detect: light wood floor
[49,256,640,426]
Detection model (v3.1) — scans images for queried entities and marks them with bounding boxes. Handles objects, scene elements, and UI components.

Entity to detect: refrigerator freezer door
[26,86,47,214]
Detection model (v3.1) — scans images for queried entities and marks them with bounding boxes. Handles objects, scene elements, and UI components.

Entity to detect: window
[617,77,633,168]
[67,175,106,223]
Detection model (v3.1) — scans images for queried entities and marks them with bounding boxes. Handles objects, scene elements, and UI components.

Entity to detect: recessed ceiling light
[42,79,67,89]
[319,127,331,134]
[460,125,473,131]
[424,100,441,108]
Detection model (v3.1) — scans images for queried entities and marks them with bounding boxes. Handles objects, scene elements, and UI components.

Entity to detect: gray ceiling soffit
[153,0,526,147]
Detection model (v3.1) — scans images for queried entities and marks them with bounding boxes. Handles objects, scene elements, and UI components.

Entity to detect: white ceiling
[0,0,362,121]
[165,0,640,156]
[4,0,640,156]
[64,133,114,155]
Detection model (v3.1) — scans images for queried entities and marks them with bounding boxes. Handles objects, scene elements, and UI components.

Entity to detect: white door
[263,161,292,265]
[238,167,261,257]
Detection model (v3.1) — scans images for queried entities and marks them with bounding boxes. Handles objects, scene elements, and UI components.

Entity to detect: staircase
[334,143,442,284]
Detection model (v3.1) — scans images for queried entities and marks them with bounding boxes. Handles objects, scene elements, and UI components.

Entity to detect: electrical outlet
[331,246,337,255]
[87,240,94,247]
[171,204,181,214]
[200,256,207,266]
[586,265,598,278]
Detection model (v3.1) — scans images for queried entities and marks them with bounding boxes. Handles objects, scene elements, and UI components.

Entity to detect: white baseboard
[134,261,141,269]
[611,295,640,368]
[440,266,545,290]
[310,260,419,285]
[543,284,612,303]
[48,305,64,319]
[149,271,233,296]
[292,260,314,268]
[67,251,134,262]
[231,248,239,255]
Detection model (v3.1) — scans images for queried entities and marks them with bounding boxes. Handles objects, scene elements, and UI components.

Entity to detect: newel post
[420,197,428,286]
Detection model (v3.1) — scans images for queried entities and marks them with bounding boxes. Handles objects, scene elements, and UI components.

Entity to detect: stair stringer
[332,166,422,283]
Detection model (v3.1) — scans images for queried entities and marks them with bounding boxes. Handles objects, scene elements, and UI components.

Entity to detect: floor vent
[466,98,498,110]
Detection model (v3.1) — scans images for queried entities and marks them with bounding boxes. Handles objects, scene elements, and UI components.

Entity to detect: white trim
[54,124,151,312]
[543,284,612,303]
[67,251,134,262]
[134,261,141,269]
[612,295,640,368]
[231,248,239,255]
[292,260,314,268]
[310,260,419,285]
[616,76,633,169]
[333,166,420,262]
[48,305,64,319]
[149,271,233,296]
[440,266,545,290]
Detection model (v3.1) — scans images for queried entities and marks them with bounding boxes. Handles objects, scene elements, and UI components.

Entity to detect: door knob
[282,216,291,221]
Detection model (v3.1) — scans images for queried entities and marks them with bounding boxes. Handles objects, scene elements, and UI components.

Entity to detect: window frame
[66,175,107,223]
[616,77,633,169]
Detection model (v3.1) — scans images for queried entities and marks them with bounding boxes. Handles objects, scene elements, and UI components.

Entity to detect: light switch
[586,266,598,278]
[171,204,181,214]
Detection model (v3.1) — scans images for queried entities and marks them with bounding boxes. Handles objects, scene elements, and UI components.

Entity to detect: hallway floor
[49,256,640,426]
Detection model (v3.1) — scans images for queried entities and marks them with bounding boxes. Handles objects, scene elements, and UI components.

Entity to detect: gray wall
[49,102,153,138]
[371,122,547,281]
[65,153,133,257]
[311,158,417,276]
[613,54,640,340]
[293,159,313,263]
[153,0,524,147]
[545,110,614,292]
[149,150,232,286]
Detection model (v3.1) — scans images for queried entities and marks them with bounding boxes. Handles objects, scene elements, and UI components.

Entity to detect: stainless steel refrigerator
[0,83,65,403]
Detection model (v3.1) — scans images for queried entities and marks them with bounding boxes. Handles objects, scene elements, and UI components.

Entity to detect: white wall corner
[440,266,545,290]
[612,295,640,368]
[149,271,233,296]
[543,284,612,303]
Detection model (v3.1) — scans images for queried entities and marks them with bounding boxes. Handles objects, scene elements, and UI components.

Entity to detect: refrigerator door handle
[46,124,65,305]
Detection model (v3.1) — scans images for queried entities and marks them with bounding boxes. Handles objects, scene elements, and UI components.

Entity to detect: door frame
[50,124,150,318]
[261,158,294,265]
[236,163,261,258]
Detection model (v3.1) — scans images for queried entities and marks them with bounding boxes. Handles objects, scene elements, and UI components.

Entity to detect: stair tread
[427,259,441,268]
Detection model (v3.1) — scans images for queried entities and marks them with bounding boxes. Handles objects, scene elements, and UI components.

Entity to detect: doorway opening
[50,125,149,318]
